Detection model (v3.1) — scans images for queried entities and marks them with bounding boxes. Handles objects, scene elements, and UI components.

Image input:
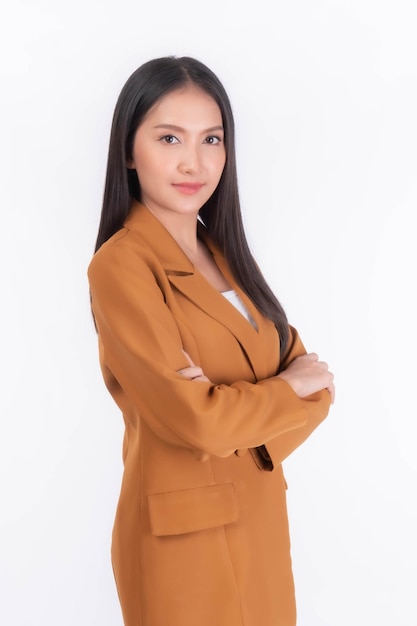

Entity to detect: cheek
[209,149,226,175]
[220,147,227,169]
[135,152,166,179]
[216,154,227,178]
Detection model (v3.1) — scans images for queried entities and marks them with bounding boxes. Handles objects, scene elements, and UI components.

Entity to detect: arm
[252,327,334,468]
[88,242,331,459]
[179,328,334,468]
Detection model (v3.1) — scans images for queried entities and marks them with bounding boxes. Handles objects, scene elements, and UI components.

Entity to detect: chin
[171,198,208,215]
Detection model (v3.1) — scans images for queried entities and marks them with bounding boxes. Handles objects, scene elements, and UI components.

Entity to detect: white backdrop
[1,0,416,624]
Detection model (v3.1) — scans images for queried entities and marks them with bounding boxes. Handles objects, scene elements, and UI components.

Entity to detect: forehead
[144,85,223,127]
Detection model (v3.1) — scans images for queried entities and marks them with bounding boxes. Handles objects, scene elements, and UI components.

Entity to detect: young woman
[88,55,335,626]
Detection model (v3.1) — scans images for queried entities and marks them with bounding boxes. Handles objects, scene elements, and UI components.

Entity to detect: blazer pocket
[148,483,239,536]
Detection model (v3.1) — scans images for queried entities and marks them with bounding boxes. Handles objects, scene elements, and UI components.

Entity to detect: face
[128,85,226,224]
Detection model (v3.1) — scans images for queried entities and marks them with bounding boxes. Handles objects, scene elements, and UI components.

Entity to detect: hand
[277,352,335,403]
[177,350,211,382]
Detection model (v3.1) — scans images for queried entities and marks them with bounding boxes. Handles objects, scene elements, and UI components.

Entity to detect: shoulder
[88,226,164,289]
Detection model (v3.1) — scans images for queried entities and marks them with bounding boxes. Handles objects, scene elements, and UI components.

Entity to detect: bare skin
[181,239,231,292]
[277,351,335,403]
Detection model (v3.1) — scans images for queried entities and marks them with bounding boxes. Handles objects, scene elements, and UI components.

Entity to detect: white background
[1,0,416,624]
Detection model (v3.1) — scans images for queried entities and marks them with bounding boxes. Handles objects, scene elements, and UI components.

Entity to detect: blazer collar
[124,202,279,380]
[124,201,194,274]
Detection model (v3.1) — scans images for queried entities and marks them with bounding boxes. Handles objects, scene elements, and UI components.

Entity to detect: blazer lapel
[124,202,280,381]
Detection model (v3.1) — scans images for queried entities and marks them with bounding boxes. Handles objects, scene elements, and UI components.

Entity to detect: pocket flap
[148,483,239,536]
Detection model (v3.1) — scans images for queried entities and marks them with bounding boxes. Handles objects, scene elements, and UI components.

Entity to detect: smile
[172,183,204,195]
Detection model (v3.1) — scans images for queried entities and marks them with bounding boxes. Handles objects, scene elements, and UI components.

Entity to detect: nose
[178,143,201,174]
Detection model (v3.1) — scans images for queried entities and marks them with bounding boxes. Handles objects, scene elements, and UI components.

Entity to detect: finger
[178,366,205,380]
[304,352,319,361]
[181,349,195,368]
[192,375,210,383]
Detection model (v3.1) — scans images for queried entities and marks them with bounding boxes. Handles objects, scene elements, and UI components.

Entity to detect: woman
[88,55,335,626]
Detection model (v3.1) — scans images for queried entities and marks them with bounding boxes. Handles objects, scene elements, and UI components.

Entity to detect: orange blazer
[88,202,331,626]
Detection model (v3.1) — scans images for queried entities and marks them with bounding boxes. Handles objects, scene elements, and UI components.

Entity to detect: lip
[172,182,204,195]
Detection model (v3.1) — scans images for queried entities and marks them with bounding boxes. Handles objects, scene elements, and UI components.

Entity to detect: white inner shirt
[221,289,257,329]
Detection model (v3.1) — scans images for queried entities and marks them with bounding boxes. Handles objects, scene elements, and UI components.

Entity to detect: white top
[221,290,257,329]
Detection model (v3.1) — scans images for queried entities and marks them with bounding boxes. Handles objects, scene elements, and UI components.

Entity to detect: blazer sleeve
[252,327,331,470]
[88,241,330,459]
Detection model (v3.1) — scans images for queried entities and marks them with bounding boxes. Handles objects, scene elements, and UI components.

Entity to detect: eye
[160,134,180,144]
[204,135,222,145]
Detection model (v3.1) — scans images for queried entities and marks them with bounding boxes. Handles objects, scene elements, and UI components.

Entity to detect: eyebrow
[153,123,224,133]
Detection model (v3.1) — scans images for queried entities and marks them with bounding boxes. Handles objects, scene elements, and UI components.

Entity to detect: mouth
[172,182,204,195]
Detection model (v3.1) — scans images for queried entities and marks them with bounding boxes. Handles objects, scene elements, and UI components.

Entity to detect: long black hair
[94,56,289,352]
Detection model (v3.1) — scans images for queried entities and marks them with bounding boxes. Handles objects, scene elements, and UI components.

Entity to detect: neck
[144,204,200,254]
